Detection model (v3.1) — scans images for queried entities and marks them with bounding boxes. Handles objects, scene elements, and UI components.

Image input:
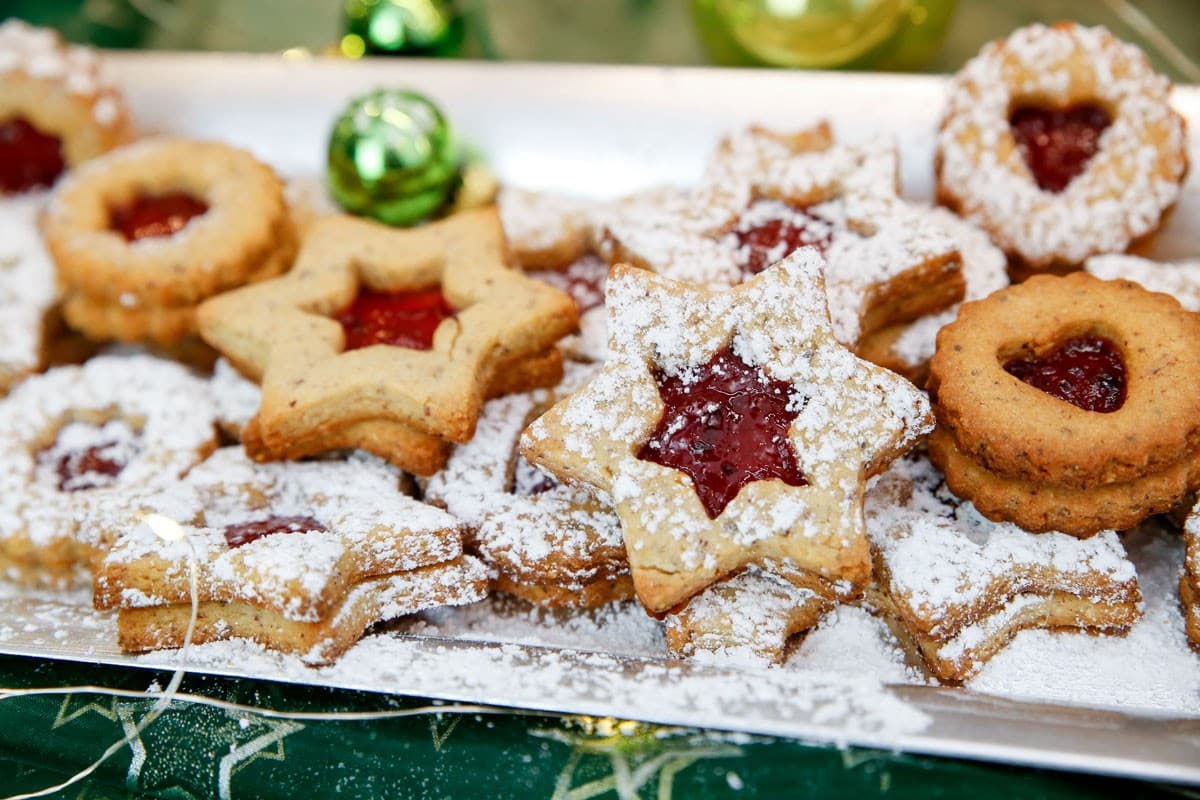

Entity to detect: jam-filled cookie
[867,453,1141,683]
[928,273,1200,535]
[424,363,633,608]
[0,355,217,585]
[198,208,576,475]
[603,124,964,349]
[91,447,487,664]
[41,137,297,344]
[937,23,1188,274]
[0,20,130,195]
[522,252,933,613]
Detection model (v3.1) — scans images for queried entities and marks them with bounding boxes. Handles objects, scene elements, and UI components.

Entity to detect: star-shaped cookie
[521,251,933,613]
[601,124,963,348]
[197,207,577,466]
[866,452,1142,682]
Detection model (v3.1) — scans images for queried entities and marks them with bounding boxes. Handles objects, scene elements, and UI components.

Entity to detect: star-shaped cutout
[521,252,933,613]
[197,208,577,458]
[601,124,963,348]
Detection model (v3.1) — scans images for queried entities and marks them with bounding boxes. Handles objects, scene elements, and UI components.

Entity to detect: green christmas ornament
[341,0,464,58]
[327,88,461,226]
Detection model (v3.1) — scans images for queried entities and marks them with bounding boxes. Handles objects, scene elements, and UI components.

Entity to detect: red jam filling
[55,444,127,492]
[335,287,456,351]
[1003,335,1126,413]
[110,193,209,241]
[0,118,65,193]
[732,201,834,277]
[1009,104,1112,193]
[223,515,328,548]
[637,345,807,519]
[530,256,607,314]
[513,455,558,496]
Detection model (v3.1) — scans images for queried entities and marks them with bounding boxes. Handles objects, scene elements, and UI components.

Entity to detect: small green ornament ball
[327,89,460,226]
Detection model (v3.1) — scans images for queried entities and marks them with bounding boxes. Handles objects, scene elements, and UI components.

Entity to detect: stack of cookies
[0,17,1198,680]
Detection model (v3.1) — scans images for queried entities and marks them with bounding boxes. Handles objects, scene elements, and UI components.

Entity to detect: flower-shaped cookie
[937,23,1188,272]
[521,252,933,613]
[0,355,217,585]
[198,207,577,472]
[602,124,963,347]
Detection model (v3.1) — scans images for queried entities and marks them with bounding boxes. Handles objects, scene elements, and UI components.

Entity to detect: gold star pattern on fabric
[521,252,933,613]
[601,123,964,349]
[197,207,577,472]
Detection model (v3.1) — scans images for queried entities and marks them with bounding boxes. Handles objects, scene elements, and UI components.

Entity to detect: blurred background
[4,0,1199,80]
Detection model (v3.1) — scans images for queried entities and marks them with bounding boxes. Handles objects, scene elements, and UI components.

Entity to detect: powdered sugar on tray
[0,193,58,385]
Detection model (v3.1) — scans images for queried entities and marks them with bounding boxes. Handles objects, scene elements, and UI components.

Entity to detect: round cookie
[0,355,217,585]
[928,426,1200,537]
[929,273,1200,489]
[0,20,131,193]
[936,23,1188,272]
[42,137,296,313]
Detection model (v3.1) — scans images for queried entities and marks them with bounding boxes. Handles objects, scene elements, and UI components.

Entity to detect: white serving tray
[2,53,1199,785]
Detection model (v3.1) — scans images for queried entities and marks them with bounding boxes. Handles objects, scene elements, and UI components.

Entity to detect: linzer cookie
[0,20,130,195]
[500,186,680,363]
[856,208,1008,385]
[937,23,1188,274]
[1086,254,1200,312]
[0,355,217,585]
[928,273,1200,536]
[521,252,933,613]
[866,453,1142,683]
[0,194,59,392]
[41,137,297,344]
[664,566,836,664]
[197,208,576,474]
[425,362,632,608]
[602,124,964,348]
[1183,500,1200,650]
[92,447,488,664]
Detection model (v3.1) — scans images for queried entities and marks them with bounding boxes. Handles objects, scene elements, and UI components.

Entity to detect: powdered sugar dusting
[94,447,463,621]
[0,192,58,384]
[604,131,958,346]
[866,454,1137,627]
[1085,254,1200,312]
[0,355,216,554]
[937,23,1187,268]
[890,208,1009,369]
[0,19,126,127]
[524,254,932,604]
[209,358,261,439]
[969,525,1200,715]
[425,363,627,591]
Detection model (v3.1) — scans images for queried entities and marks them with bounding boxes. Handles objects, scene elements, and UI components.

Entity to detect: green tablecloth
[0,655,1182,799]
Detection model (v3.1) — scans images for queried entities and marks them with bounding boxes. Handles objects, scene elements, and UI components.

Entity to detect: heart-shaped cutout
[1003,335,1126,413]
[1009,104,1112,193]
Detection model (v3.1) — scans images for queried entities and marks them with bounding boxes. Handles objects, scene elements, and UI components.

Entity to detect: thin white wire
[1103,0,1200,83]
[0,537,200,800]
